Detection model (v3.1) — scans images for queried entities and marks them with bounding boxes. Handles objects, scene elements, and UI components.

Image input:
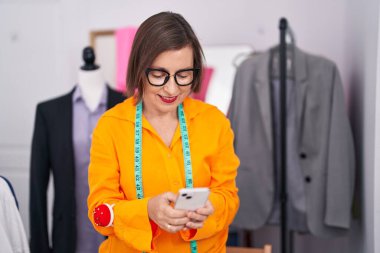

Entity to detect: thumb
[164,192,177,204]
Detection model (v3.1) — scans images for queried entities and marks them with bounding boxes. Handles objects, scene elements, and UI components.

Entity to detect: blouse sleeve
[87,117,160,252]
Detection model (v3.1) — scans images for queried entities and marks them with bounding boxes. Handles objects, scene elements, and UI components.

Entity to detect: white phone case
[174,187,210,211]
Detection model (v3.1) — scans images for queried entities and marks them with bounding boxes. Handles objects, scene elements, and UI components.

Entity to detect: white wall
[345,1,380,253]
[374,3,380,253]
[0,1,62,240]
[0,1,377,252]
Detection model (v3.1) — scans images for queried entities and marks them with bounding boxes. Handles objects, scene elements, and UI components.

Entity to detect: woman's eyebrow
[149,66,194,73]
[148,67,168,71]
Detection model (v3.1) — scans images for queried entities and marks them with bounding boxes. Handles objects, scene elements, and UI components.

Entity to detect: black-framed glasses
[145,68,200,87]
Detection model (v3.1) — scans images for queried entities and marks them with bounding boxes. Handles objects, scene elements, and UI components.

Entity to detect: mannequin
[29,46,125,253]
[78,46,106,112]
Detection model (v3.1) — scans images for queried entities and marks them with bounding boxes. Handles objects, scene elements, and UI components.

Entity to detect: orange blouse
[87,97,240,252]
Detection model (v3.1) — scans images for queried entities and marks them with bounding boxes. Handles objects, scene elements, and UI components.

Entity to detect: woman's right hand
[147,192,190,233]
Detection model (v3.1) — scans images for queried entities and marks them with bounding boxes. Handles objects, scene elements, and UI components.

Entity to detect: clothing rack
[278,17,292,253]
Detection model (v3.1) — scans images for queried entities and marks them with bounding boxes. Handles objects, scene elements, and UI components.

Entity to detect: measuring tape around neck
[134,101,198,253]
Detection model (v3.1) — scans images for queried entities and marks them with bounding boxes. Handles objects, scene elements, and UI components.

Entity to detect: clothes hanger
[231,44,256,68]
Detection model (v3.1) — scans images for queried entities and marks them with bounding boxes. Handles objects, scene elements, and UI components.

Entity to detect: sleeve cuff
[180,229,197,241]
[113,197,155,251]
[149,219,161,249]
[149,219,159,236]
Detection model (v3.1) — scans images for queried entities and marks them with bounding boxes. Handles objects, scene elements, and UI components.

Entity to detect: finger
[196,208,213,216]
[187,211,207,222]
[167,216,190,226]
[205,200,214,209]
[186,221,204,229]
[164,205,188,218]
[164,192,178,204]
[165,223,185,233]
[196,201,214,216]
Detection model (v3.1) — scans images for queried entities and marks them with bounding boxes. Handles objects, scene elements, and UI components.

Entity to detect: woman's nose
[163,76,179,94]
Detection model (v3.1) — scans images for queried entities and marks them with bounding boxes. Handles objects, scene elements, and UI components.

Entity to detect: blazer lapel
[106,86,125,109]
[253,47,308,151]
[293,47,308,136]
[254,51,273,151]
[61,89,75,176]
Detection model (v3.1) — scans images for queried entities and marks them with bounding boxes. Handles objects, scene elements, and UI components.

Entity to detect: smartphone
[174,187,210,211]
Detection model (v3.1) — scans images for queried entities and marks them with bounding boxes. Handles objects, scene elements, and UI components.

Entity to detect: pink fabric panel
[115,27,138,92]
[192,67,214,101]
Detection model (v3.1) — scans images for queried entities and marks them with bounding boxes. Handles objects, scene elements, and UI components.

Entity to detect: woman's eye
[150,71,166,78]
[177,71,192,79]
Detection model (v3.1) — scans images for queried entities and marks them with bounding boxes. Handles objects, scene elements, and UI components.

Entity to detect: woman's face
[142,45,194,116]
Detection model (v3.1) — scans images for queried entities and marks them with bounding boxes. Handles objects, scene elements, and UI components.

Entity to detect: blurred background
[1,0,379,252]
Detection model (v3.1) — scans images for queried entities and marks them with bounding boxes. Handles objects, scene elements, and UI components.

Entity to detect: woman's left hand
[184,200,214,230]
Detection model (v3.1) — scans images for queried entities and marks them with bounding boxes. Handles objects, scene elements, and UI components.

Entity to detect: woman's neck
[142,103,179,147]
[143,106,178,122]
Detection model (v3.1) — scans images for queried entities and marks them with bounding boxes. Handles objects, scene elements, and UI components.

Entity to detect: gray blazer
[228,47,355,237]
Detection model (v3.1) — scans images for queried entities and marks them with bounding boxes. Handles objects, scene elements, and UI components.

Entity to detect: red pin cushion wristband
[93,203,115,227]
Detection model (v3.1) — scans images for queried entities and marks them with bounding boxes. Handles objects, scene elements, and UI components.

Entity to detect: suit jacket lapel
[254,47,309,151]
[254,51,273,151]
[106,86,124,109]
[293,47,308,136]
[62,89,75,177]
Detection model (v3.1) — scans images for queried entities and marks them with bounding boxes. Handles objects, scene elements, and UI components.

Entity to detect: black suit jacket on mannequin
[29,86,125,253]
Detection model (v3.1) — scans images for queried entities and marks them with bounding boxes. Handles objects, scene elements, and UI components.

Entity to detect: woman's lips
[159,95,178,104]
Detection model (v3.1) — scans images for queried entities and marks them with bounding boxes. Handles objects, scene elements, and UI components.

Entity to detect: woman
[88,12,240,252]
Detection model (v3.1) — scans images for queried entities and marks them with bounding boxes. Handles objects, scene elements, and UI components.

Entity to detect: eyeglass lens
[147,69,195,86]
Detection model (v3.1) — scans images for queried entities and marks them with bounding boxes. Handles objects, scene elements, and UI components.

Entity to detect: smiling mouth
[158,95,178,104]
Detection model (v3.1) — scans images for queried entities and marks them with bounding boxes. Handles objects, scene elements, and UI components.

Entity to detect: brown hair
[126,12,204,101]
